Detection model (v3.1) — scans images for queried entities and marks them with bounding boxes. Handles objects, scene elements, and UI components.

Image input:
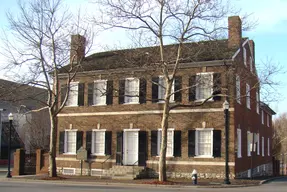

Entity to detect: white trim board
[58,108,235,117]
[146,160,235,166]
[55,157,234,166]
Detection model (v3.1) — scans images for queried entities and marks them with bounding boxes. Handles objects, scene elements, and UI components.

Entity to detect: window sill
[91,153,105,156]
[237,155,242,158]
[157,101,175,104]
[65,105,79,107]
[63,153,76,155]
[123,102,139,105]
[92,104,107,106]
[194,156,214,158]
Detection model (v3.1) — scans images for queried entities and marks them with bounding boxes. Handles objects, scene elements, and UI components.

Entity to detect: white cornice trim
[232,49,240,61]
[57,108,235,117]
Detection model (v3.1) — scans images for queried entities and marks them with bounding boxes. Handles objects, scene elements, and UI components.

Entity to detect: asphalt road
[0,177,287,192]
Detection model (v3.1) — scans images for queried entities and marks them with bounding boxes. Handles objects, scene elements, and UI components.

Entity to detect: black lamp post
[6,113,13,178]
[223,100,230,184]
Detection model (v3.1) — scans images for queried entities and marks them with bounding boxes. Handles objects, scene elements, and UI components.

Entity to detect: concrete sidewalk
[0,174,273,188]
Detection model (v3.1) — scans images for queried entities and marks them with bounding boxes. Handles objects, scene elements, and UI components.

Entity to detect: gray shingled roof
[60,39,241,73]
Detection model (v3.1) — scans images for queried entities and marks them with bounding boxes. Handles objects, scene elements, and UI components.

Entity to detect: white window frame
[64,129,77,155]
[237,128,242,158]
[267,138,270,156]
[256,91,259,114]
[157,129,174,157]
[124,78,139,104]
[246,83,250,109]
[158,76,174,103]
[267,114,270,127]
[93,80,107,106]
[195,128,214,158]
[243,47,247,66]
[66,82,79,106]
[250,56,253,73]
[91,129,106,156]
[236,75,241,104]
[257,133,260,155]
[247,131,252,157]
[261,137,264,157]
[261,110,264,125]
[196,72,213,101]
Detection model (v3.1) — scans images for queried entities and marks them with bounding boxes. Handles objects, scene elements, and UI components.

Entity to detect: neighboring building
[0,79,49,162]
[56,16,275,179]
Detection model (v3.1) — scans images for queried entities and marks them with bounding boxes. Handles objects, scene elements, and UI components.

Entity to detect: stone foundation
[236,162,273,178]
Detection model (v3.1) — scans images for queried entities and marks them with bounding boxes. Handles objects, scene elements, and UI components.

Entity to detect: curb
[260,176,286,185]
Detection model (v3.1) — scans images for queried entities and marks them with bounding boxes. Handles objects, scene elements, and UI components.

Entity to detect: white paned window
[196,73,213,101]
[256,91,259,114]
[262,137,265,156]
[157,129,174,157]
[246,83,250,109]
[195,129,213,157]
[125,78,139,104]
[65,130,77,154]
[250,56,253,72]
[92,130,105,155]
[66,82,78,106]
[268,138,270,156]
[267,115,270,127]
[257,133,260,155]
[158,76,174,102]
[261,110,264,125]
[237,128,242,158]
[93,80,107,105]
[243,47,247,66]
[247,131,252,156]
[236,75,241,104]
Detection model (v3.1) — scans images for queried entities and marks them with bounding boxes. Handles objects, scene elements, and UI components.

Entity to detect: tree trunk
[48,108,57,177]
[158,81,171,182]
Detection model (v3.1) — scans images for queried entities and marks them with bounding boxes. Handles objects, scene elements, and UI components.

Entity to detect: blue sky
[0,0,286,116]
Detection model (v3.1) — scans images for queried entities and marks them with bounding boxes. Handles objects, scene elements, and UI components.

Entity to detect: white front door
[123,130,138,165]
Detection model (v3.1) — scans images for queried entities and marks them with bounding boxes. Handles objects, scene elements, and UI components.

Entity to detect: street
[0,177,287,192]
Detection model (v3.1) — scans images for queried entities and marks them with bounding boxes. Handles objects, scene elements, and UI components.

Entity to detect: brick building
[56,16,275,179]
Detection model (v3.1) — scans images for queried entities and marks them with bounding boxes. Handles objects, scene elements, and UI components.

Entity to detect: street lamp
[7,113,13,178]
[223,100,230,184]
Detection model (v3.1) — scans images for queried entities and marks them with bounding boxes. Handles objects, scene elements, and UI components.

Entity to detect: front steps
[102,165,147,180]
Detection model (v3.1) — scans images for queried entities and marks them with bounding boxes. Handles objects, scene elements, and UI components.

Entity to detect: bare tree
[273,113,287,157]
[1,0,92,177]
[90,0,244,181]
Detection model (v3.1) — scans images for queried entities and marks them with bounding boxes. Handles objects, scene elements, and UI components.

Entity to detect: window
[247,131,252,156]
[262,110,264,125]
[250,56,253,72]
[66,82,78,106]
[267,114,270,127]
[125,78,139,104]
[237,128,242,158]
[268,138,270,156]
[196,73,213,100]
[157,129,174,157]
[246,83,250,109]
[256,133,260,155]
[92,130,105,155]
[256,91,259,114]
[195,129,213,157]
[236,75,241,103]
[65,130,77,154]
[93,80,107,105]
[262,137,264,156]
[158,76,174,102]
[243,47,247,66]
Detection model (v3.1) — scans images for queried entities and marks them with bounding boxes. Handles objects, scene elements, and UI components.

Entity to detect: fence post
[36,149,43,175]
[12,149,25,176]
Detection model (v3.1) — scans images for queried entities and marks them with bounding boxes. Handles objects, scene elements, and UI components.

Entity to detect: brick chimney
[228,16,242,48]
[70,34,86,64]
